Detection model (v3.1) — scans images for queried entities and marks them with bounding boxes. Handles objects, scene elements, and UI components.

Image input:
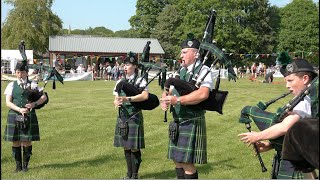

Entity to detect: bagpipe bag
[165,77,228,114]
[115,81,159,110]
[240,106,284,152]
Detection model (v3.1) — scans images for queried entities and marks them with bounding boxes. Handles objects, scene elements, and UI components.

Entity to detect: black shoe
[22,162,29,172]
[14,161,22,173]
[131,173,138,179]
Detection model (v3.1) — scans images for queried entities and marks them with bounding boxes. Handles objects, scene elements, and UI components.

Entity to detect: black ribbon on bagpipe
[18,40,49,109]
[239,76,319,173]
[163,10,232,119]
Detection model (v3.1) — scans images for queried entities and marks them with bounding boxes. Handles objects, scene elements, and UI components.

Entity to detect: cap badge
[286,64,294,73]
[130,57,135,63]
[187,41,193,47]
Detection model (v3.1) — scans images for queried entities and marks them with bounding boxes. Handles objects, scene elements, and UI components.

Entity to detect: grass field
[1,77,293,179]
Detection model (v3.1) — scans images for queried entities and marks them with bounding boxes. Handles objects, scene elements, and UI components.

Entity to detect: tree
[152,4,183,59]
[1,0,62,55]
[278,0,319,54]
[129,0,172,38]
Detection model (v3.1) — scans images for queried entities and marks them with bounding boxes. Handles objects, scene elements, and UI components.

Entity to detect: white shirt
[4,79,27,96]
[113,74,148,96]
[292,96,311,118]
[184,60,213,90]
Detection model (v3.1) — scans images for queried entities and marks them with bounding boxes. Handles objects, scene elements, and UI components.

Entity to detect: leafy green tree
[87,26,114,36]
[278,0,319,56]
[152,4,183,59]
[129,0,172,38]
[1,0,62,55]
[115,29,140,38]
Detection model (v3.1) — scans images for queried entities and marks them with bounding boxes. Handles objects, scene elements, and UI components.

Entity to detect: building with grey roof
[48,35,165,68]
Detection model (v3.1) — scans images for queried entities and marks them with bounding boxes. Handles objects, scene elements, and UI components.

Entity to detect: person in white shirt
[238,58,318,178]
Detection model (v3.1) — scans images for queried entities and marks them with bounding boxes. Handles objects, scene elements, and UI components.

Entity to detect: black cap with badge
[180,33,200,49]
[15,61,28,72]
[276,52,316,77]
[124,51,138,65]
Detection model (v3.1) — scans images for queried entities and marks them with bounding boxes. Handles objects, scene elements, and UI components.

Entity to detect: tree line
[1,0,319,66]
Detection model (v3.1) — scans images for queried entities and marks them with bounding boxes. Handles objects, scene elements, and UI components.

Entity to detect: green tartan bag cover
[239,106,284,152]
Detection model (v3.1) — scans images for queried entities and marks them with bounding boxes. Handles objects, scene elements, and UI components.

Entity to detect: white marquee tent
[1,50,34,74]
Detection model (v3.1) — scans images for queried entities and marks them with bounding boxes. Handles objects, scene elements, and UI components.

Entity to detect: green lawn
[1,77,293,179]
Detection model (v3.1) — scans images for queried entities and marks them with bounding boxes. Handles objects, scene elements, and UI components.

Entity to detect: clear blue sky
[1,0,318,32]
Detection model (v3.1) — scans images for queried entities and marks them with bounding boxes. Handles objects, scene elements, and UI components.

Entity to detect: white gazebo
[1,50,34,74]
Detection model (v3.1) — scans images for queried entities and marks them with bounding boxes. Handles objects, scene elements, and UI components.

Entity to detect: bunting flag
[221,51,318,59]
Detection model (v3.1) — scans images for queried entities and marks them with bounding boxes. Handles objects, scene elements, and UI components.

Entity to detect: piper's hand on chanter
[160,95,179,110]
[114,96,126,108]
[25,102,37,110]
[18,107,29,116]
[238,131,260,145]
[254,141,273,153]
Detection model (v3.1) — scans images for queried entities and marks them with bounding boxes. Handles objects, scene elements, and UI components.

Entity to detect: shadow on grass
[32,154,114,170]
[141,158,235,178]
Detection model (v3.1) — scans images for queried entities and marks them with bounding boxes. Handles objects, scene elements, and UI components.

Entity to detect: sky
[1,0,318,32]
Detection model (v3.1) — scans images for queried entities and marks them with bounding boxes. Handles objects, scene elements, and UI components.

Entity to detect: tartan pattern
[113,111,145,149]
[200,42,229,65]
[171,65,204,118]
[3,81,40,142]
[168,114,207,164]
[310,77,318,118]
[240,107,304,178]
[277,159,303,179]
[240,106,284,152]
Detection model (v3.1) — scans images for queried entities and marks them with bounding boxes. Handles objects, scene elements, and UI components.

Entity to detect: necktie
[180,68,187,81]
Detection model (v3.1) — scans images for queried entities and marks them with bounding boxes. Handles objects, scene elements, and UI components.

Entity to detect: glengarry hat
[276,52,315,77]
[15,61,28,71]
[124,51,138,65]
[282,59,316,77]
[180,33,200,49]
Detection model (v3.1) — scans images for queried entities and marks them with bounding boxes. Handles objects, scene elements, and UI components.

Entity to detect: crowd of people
[54,61,125,81]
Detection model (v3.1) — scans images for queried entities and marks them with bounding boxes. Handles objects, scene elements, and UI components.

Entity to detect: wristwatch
[128,97,132,102]
[177,97,181,105]
[34,102,38,107]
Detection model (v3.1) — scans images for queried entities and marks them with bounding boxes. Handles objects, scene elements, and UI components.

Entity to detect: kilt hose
[3,110,40,142]
[168,114,207,164]
[114,111,145,149]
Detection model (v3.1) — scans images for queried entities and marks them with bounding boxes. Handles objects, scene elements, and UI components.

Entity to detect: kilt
[3,110,40,142]
[168,114,207,164]
[277,159,303,179]
[114,111,145,149]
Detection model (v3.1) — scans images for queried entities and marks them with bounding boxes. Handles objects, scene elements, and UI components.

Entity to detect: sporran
[168,121,179,142]
[15,115,28,130]
[117,117,128,137]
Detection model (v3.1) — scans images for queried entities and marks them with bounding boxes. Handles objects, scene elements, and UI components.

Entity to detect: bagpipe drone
[163,9,237,122]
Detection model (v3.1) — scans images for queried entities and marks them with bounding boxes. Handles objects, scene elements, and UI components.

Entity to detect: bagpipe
[115,43,167,111]
[239,76,319,173]
[115,65,166,110]
[163,10,236,121]
[18,40,64,109]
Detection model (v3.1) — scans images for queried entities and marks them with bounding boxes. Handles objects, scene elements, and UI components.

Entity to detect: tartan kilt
[3,110,40,142]
[113,111,145,149]
[277,159,303,179]
[168,114,207,164]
